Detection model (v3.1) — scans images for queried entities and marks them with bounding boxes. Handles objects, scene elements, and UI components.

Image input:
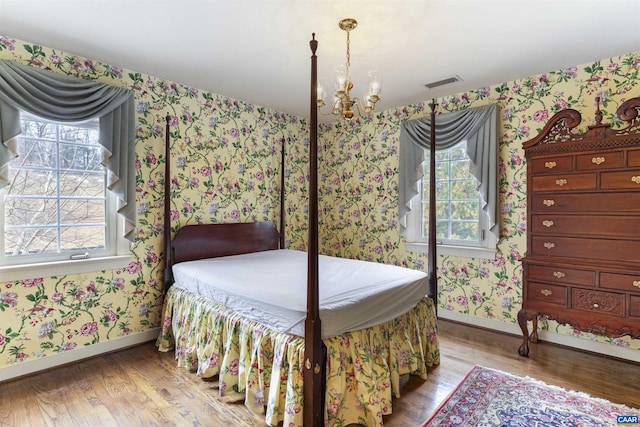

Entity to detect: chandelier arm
[352,97,364,118]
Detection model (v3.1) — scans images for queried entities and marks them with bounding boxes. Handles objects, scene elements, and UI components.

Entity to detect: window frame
[0,113,133,279]
[405,142,497,259]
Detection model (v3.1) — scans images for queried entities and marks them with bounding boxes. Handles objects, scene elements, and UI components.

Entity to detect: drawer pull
[591,156,606,165]
[543,199,555,207]
[541,289,552,297]
[555,179,568,186]
[593,303,599,309]
[633,281,640,289]
[542,220,554,228]
[544,242,555,249]
[553,271,565,279]
[545,161,557,169]
[632,176,640,184]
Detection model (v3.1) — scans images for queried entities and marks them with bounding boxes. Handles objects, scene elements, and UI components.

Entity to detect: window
[0,113,131,278]
[405,140,497,259]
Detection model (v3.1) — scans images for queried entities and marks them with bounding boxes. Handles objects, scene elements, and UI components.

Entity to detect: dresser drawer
[571,288,624,316]
[576,151,624,170]
[600,272,640,293]
[631,296,640,317]
[531,156,573,174]
[530,236,640,263]
[531,173,596,192]
[601,170,640,189]
[530,192,640,213]
[628,150,640,167]
[531,214,640,239]
[528,282,568,305]
[528,264,595,286]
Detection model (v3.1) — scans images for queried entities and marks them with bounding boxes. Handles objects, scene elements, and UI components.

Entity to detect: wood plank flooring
[0,319,638,426]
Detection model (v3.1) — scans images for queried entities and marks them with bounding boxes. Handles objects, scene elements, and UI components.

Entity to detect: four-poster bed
[156,34,440,426]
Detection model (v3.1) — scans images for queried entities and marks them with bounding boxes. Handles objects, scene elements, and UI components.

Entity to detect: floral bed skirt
[156,285,440,426]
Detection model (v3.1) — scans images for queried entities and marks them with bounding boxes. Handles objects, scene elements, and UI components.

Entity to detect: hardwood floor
[1,319,638,426]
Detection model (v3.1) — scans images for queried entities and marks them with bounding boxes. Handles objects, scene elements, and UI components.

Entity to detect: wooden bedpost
[280,137,286,249]
[427,101,438,313]
[164,114,173,288]
[304,32,325,427]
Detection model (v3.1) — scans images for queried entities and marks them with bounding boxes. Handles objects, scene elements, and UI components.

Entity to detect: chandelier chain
[345,30,351,73]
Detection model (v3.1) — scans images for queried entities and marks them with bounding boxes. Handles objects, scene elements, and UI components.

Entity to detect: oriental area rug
[422,365,639,427]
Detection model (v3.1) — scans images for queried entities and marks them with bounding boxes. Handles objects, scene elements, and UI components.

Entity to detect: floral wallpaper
[0,30,638,376]
[0,34,305,370]
[316,52,640,352]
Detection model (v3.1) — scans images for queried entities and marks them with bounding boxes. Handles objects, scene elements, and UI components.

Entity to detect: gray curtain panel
[0,59,136,241]
[399,103,499,241]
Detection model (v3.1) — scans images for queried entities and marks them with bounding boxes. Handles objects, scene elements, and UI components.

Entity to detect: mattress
[172,249,429,338]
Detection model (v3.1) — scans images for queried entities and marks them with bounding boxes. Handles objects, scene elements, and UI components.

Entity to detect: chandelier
[317,18,383,120]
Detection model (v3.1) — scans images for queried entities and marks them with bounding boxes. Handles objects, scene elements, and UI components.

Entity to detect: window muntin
[1,113,113,265]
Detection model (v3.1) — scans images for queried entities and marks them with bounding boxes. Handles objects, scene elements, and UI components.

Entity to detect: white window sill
[0,255,136,282]
[405,242,496,260]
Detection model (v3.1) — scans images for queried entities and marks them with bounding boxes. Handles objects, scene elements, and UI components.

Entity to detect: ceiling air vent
[424,75,462,89]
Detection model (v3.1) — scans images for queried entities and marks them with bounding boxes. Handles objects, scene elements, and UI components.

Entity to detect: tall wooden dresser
[517,96,640,357]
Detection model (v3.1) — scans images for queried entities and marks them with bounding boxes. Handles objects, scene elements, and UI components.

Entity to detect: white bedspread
[172,249,429,338]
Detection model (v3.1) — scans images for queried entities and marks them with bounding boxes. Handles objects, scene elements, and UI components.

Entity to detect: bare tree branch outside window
[3,116,106,257]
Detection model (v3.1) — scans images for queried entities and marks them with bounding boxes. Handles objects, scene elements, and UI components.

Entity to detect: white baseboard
[437,310,639,363]
[0,328,160,383]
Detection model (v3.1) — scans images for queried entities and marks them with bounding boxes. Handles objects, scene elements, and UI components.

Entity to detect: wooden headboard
[170,221,280,265]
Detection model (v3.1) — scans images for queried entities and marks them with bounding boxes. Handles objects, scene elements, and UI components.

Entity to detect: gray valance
[399,103,499,241]
[0,59,135,241]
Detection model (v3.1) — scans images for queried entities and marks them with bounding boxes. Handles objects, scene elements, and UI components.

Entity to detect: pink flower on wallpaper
[170,210,179,221]
[146,153,157,165]
[230,128,239,138]
[532,109,549,122]
[230,210,240,220]
[456,295,469,306]
[52,292,64,303]
[200,166,212,176]
[80,322,98,336]
[167,115,179,126]
[255,171,264,181]
[510,154,522,166]
[182,111,193,122]
[21,278,43,288]
[472,291,482,303]
[0,334,5,346]
[147,252,158,263]
[126,261,143,274]
[555,98,568,110]
[104,310,117,322]
[492,256,506,267]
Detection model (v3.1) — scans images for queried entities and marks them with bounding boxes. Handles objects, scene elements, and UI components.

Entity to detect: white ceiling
[1,0,639,123]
